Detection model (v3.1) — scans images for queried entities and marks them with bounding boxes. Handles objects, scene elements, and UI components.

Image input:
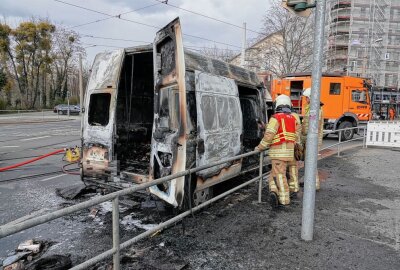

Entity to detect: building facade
[325,0,400,117]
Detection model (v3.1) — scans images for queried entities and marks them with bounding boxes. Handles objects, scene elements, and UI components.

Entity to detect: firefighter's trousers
[269,160,290,205]
[287,160,299,193]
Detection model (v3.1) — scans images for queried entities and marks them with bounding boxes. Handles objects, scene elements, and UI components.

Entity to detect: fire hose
[0,148,80,175]
[0,149,65,172]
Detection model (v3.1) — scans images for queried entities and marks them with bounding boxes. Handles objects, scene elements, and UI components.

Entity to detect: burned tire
[27,255,72,270]
[338,121,354,141]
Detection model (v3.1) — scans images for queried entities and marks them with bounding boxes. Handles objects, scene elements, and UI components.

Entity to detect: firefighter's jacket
[257,113,297,161]
[302,104,324,148]
[291,112,302,144]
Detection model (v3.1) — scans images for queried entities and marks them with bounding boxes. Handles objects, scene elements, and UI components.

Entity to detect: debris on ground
[55,184,96,200]
[4,261,24,270]
[2,252,31,267]
[88,208,99,218]
[1,240,55,269]
[17,240,41,253]
[26,255,72,270]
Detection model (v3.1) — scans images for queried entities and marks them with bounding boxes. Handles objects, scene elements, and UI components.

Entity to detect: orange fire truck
[272,73,372,140]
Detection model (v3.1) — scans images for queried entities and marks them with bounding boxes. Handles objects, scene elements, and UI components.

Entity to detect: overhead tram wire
[80,35,241,52]
[81,34,151,44]
[53,0,242,49]
[68,2,162,29]
[153,0,265,36]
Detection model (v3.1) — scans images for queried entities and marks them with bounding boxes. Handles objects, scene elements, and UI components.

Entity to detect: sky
[1,0,272,65]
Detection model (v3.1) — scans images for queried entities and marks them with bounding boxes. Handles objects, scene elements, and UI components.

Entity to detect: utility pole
[301,0,327,241]
[241,22,246,68]
[79,53,84,156]
[79,54,84,118]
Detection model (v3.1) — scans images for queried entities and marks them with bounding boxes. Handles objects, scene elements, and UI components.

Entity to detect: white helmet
[275,94,291,109]
[303,88,311,98]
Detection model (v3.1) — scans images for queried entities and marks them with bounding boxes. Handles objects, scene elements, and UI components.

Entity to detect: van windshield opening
[89,93,111,126]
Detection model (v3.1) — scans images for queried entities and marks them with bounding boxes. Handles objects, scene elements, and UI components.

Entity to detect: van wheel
[338,121,354,141]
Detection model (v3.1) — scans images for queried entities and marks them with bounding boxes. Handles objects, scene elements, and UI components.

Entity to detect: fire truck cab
[272,73,372,140]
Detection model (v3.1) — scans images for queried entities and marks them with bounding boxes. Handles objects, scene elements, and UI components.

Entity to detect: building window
[330,83,341,95]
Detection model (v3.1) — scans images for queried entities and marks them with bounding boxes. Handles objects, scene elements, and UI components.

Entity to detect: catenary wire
[68,2,162,29]
[54,0,243,49]
[153,0,264,36]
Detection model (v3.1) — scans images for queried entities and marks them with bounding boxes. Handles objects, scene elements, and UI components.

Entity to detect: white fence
[366,121,400,148]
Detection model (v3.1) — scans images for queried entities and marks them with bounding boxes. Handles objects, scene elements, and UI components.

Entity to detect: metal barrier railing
[0,125,368,269]
[0,149,268,270]
[320,126,367,156]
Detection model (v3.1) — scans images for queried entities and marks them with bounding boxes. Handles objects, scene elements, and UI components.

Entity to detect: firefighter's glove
[294,143,305,161]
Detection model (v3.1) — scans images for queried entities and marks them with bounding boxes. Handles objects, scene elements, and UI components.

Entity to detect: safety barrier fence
[365,121,400,148]
[0,149,268,270]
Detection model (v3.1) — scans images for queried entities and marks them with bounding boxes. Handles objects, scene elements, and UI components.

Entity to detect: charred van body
[82,18,271,208]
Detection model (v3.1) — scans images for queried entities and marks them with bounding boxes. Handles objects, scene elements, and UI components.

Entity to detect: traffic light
[281,0,316,17]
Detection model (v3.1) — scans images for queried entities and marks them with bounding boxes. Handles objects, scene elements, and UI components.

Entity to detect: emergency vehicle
[272,73,372,140]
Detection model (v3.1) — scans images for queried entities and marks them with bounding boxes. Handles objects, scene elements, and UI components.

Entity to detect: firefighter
[389,107,396,120]
[302,88,324,191]
[288,109,302,195]
[255,94,297,207]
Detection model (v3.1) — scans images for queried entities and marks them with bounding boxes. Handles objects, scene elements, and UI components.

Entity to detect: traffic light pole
[301,0,326,241]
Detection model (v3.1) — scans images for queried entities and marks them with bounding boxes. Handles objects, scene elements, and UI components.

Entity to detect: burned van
[82,18,270,208]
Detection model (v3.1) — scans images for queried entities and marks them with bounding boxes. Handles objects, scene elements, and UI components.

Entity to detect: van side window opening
[330,83,341,95]
[89,93,111,126]
[352,89,367,103]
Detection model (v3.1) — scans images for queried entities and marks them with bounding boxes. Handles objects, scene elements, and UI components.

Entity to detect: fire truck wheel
[339,121,354,141]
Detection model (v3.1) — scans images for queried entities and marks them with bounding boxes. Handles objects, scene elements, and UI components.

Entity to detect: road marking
[40,174,66,182]
[0,145,20,148]
[20,135,51,141]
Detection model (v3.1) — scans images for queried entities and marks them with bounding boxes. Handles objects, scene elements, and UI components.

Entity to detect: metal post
[42,110,44,122]
[363,127,367,148]
[258,152,263,203]
[241,22,246,67]
[79,54,84,163]
[112,197,120,270]
[301,0,327,242]
[67,95,70,118]
[337,130,342,157]
[79,54,84,118]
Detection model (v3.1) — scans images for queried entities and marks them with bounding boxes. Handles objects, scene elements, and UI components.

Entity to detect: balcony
[331,1,351,10]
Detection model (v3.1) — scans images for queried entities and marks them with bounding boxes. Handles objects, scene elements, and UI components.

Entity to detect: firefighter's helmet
[303,88,311,98]
[275,94,291,109]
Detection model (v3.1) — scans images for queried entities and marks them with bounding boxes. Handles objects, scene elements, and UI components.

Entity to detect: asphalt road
[0,115,365,266]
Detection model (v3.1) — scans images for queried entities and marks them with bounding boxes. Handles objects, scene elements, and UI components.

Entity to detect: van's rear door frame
[149,18,188,207]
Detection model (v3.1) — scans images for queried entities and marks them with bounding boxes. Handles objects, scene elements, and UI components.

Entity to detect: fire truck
[272,73,372,140]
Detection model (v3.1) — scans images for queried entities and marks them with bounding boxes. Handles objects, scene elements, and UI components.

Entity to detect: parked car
[54,104,80,115]
[53,104,67,113]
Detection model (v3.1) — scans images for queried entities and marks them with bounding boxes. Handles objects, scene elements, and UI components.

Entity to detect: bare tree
[259,0,314,77]
[48,27,85,105]
[197,45,238,63]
